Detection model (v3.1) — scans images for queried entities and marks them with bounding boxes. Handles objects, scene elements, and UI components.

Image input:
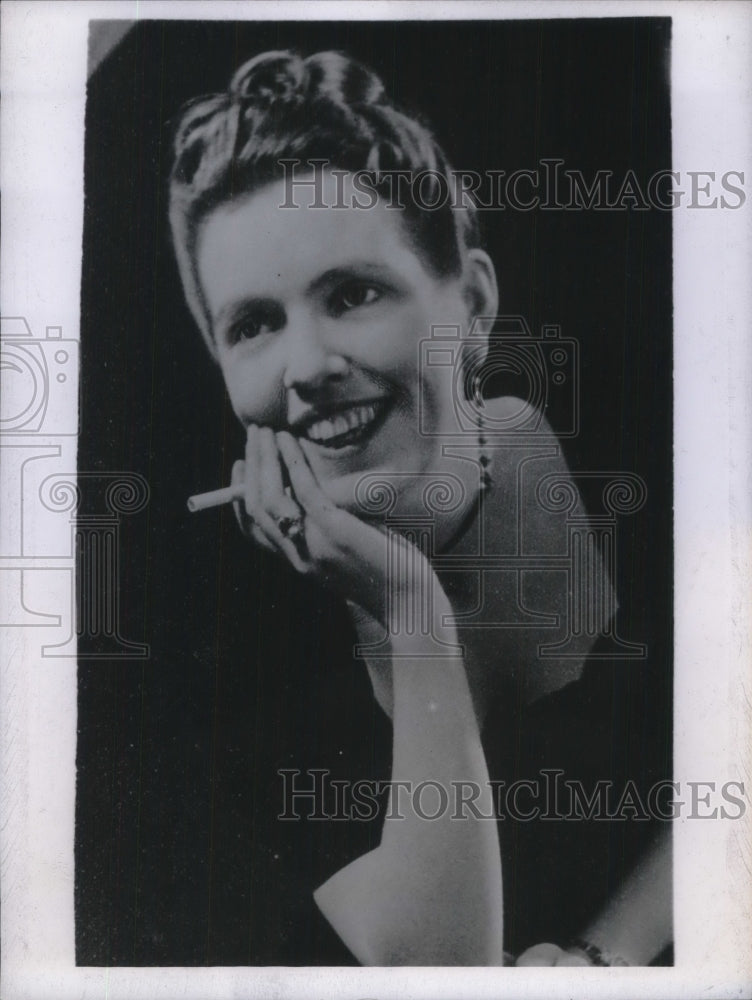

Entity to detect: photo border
[1,1,750,997]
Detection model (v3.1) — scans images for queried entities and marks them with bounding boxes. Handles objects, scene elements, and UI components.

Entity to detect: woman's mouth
[296,399,392,451]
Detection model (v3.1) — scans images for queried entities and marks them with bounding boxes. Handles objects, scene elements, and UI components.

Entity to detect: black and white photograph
[1,2,750,998]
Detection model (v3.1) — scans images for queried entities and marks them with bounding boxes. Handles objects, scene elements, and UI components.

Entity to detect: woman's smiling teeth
[302,401,387,449]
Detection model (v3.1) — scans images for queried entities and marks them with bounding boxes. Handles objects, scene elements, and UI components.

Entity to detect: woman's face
[196,171,493,524]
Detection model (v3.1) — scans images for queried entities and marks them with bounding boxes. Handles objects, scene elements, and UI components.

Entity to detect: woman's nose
[281,316,349,399]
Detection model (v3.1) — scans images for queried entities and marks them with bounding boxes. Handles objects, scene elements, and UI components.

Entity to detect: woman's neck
[355,398,615,725]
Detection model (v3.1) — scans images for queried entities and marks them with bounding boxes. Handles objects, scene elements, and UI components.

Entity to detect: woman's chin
[306,463,393,518]
[298,434,471,525]
[298,424,411,517]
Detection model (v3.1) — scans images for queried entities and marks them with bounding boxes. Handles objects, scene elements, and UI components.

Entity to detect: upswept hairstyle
[168,50,480,354]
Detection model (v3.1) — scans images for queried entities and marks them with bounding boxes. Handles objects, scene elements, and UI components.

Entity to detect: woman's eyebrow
[215,296,280,331]
[306,262,399,296]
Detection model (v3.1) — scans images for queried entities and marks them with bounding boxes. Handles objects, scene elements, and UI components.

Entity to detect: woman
[169,49,671,966]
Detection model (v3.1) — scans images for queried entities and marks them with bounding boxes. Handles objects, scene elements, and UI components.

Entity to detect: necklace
[437,379,493,555]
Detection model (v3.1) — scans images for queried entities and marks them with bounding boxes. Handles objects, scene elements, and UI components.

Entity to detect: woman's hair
[168,49,481,354]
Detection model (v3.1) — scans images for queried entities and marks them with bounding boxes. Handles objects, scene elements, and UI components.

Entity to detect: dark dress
[76,589,671,966]
[484,646,672,959]
[237,644,672,965]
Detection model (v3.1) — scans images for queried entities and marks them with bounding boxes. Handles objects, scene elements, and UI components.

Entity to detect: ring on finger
[274,512,305,541]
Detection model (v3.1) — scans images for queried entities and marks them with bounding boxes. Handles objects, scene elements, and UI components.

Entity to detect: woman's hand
[231,424,444,632]
[515,828,673,967]
[515,944,590,966]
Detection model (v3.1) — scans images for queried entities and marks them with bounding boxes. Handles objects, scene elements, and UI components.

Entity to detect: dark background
[76,18,672,965]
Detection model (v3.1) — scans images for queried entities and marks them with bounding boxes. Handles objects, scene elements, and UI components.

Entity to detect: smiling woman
[193,170,497,547]
[162,46,671,966]
[76,22,673,970]
[170,55,507,963]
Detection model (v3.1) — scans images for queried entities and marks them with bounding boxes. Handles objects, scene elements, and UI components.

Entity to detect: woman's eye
[330,282,382,315]
[228,304,284,343]
[231,320,263,342]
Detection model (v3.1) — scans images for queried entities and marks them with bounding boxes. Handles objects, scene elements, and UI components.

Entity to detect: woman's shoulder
[483,394,537,424]
[481,395,560,440]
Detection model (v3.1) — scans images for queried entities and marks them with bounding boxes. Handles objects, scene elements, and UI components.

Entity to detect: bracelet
[567,938,631,967]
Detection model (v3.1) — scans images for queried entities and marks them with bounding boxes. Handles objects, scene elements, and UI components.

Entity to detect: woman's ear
[462,247,499,347]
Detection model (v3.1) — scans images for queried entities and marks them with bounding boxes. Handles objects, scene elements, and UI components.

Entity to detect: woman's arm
[236,429,504,966]
[314,600,503,966]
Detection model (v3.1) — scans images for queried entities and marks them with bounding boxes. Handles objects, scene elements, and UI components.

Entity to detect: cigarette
[187,485,242,512]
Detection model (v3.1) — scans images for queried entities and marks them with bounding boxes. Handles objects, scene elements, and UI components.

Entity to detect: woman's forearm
[314,624,503,966]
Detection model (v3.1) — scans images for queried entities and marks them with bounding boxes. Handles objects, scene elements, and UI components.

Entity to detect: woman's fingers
[235,427,406,610]
[231,458,251,534]
[555,950,592,967]
[276,431,333,519]
[514,943,591,966]
[243,425,262,515]
[277,430,397,614]
[229,428,309,571]
[259,427,302,522]
[258,427,309,571]
[231,457,275,553]
[515,943,565,966]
